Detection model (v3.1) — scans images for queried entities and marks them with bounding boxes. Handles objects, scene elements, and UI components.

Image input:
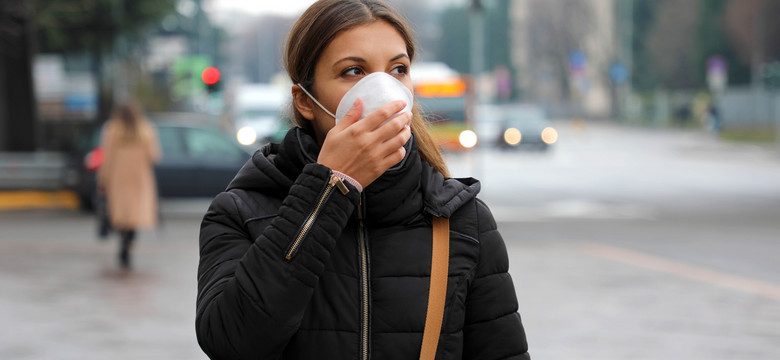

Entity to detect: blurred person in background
[705,101,722,133]
[195,0,529,359]
[97,101,160,269]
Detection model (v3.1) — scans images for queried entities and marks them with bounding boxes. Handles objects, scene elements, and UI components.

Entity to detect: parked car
[475,104,558,151]
[232,83,291,147]
[68,116,252,211]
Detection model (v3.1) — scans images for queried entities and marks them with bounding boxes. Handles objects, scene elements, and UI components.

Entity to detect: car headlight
[503,128,522,146]
[541,127,558,144]
[237,126,257,146]
[459,130,478,149]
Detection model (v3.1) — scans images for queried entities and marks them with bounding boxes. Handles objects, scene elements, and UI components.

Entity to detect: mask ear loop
[296,83,336,119]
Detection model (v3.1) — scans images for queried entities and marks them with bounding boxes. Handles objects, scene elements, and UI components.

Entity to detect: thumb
[336,98,363,129]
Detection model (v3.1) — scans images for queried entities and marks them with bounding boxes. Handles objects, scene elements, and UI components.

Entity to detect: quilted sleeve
[196,163,360,360]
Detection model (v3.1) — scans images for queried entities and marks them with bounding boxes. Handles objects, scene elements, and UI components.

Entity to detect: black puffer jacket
[197,128,529,360]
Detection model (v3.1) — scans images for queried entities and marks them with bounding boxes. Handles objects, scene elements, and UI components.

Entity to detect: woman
[196,0,529,359]
[98,101,160,269]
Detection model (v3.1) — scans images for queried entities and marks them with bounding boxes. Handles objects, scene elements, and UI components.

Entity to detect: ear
[291,85,315,121]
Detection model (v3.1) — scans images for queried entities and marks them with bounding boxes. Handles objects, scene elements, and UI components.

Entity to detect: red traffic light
[202,67,221,85]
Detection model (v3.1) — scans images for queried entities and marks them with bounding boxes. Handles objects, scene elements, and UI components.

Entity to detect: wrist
[332,170,363,192]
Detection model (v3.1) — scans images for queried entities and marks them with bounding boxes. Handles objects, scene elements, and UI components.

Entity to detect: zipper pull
[330,173,350,195]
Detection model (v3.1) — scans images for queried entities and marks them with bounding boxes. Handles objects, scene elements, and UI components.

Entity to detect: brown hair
[110,101,149,143]
[284,0,449,177]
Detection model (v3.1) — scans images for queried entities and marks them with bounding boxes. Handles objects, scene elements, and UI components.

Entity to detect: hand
[317,98,413,188]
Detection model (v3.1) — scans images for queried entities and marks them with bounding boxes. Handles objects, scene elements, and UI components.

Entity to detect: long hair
[112,101,145,143]
[284,0,449,177]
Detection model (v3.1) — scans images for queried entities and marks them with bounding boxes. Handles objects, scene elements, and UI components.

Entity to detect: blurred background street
[2,0,780,359]
[2,121,779,359]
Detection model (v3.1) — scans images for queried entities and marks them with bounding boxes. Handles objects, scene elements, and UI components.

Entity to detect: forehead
[321,20,408,60]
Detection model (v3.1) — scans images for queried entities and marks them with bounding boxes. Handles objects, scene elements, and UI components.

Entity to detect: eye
[341,66,364,77]
[390,64,409,76]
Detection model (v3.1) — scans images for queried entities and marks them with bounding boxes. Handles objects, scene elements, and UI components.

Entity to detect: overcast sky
[208,0,317,17]
[208,0,464,17]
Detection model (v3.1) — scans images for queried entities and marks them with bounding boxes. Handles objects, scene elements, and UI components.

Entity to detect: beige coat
[98,119,160,230]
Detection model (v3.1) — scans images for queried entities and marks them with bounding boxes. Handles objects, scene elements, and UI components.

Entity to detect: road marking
[582,243,780,301]
[489,202,655,222]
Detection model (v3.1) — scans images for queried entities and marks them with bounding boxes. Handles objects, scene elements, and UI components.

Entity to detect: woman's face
[296,20,413,143]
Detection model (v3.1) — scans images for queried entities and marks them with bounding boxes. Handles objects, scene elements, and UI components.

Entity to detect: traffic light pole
[470,0,484,107]
[469,0,484,181]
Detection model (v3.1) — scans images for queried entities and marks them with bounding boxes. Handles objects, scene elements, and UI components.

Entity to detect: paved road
[1,121,779,359]
[462,122,780,359]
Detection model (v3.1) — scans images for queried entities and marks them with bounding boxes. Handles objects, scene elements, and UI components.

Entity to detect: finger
[381,111,412,136]
[356,100,407,132]
[377,120,412,154]
[335,98,363,130]
[379,142,407,169]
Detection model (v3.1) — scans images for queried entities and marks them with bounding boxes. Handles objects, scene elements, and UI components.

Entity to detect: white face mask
[297,72,413,125]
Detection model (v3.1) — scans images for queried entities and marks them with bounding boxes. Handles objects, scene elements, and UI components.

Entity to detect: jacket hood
[225,142,293,194]
[226,127,480,220]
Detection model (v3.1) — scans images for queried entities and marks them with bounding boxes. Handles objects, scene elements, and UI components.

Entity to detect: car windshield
[239,109,280,119]
[504,108,547,128]
[157,126,187,160]
[185,127,246,160]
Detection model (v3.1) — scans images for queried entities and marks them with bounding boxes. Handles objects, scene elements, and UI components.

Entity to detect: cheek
[402,79,414,94]
[330,86,354,111]
[329,92,349,111]
[313,83,350,114]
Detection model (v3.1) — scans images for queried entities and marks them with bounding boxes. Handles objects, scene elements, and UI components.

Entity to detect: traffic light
[202,66,221,93]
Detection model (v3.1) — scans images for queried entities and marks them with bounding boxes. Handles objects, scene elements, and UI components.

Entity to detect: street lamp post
[469,0,484,107]
[469,0,484,180]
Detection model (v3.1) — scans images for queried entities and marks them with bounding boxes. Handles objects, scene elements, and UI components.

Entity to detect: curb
[0,190,79,211]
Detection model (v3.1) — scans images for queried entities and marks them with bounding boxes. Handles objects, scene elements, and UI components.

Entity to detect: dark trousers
[118,229,136,268]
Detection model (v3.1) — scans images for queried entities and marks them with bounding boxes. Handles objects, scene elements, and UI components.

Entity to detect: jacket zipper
[357,196,370,360]
[284,173,349,261]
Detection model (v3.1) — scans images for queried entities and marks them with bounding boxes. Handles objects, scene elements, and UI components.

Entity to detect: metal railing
[0,152,68,190]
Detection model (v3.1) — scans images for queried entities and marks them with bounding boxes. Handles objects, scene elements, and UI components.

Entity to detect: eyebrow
[332,54,410,68]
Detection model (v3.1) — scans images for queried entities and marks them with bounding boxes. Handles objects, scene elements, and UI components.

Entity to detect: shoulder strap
[420,216,450,360]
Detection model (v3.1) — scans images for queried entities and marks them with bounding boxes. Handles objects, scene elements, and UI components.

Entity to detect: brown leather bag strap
[420,216,450,360]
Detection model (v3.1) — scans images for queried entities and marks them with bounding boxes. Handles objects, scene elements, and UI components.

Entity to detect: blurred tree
[34,0,176,53]
[32,0,176,121]
[724,0,780,86]
[632,0,758,91]
[631,0,658,91]
[645,0,701,89]
[440,0,513,71]
[525,0,595,100]
[439,7,469,73]
[438,0,515,97]
[696,0,751,87]
[485,0,512,73]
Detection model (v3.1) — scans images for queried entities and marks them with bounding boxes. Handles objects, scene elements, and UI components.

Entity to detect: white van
[233,84,290,146]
